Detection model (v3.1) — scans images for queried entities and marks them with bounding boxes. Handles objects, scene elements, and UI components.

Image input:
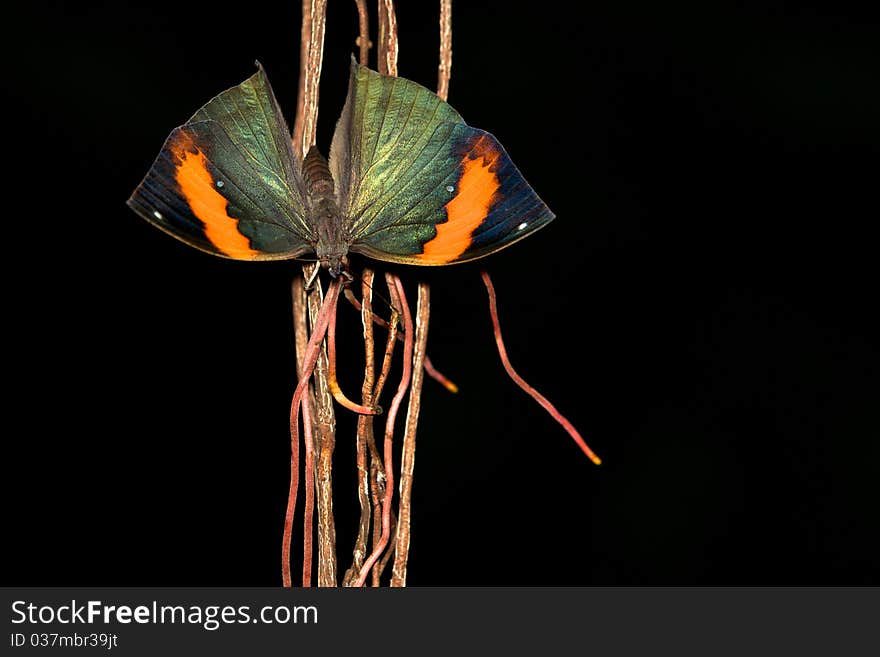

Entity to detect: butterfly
[127,57,554,277]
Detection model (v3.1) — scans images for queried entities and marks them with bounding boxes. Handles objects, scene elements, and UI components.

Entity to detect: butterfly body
[302,147,349,276]
[128,58,555,272]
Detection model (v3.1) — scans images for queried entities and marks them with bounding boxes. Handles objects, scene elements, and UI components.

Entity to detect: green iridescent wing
[329,58,554,265]
[128,63,314,259]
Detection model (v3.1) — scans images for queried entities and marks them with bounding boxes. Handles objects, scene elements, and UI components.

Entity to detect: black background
[5,1,878,586]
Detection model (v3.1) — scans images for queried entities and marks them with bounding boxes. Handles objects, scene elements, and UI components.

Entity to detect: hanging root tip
[481,269,602,466]
[329,380,383,415]
[569,432,602,466]
[424,355,458,393]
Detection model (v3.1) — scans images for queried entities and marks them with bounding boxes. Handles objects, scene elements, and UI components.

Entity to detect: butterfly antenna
[480,271,601,465]
[343,286,459,393]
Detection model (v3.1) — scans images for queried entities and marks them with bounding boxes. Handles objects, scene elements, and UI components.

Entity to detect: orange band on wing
[420,136,501,263]
[172,135,259,259]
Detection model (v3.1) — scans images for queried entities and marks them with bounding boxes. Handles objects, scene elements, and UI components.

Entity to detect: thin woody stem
[481,271,602,465]
[293,0,328,157]
[343,269,376,586]
[354,274,414,587]
[292,0,312,155]
[368,290,399,586]
[389,0,449,586]
[305,272,339,587]
[283,277,343,586]
[312,304,338,588]
[354,0,370,65]
[377,0,398,76]
[314,416,336,587]
[289,0,330,587]
[437,0,452,101]
[372,304,400,408]
[391,281,430,586]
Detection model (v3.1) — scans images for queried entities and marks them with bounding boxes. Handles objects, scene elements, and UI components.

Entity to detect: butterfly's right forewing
[329,59,554,267]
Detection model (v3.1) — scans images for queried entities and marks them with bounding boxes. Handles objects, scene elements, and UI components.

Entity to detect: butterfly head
[320,252,350,279]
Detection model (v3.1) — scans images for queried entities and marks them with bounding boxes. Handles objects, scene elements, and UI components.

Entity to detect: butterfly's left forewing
[128,64,314,260]
[331,60,554,266]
